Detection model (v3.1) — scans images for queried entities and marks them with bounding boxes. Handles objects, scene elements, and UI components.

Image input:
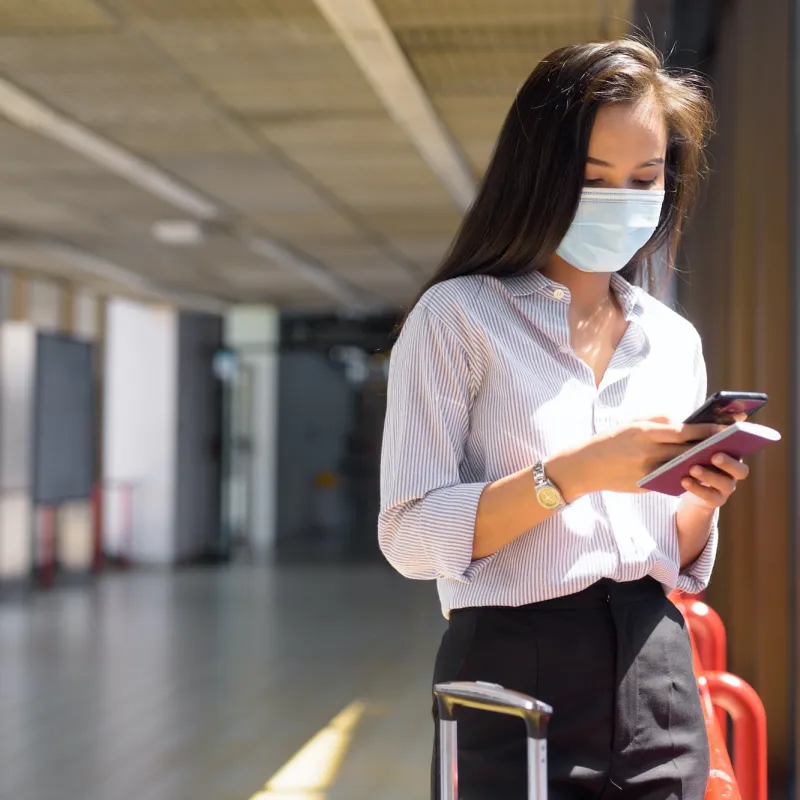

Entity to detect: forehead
[589,100,668,156]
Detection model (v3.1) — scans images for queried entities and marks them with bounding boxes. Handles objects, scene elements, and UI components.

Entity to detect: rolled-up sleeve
[378,302,490,582]
[676,331,719,593]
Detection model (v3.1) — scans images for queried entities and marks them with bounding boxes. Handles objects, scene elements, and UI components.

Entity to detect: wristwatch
[532,460,568,511]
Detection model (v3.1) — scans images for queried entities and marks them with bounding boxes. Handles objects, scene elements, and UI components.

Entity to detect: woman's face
[584,99,668,190]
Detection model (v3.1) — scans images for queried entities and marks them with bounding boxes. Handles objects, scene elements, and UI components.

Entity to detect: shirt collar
[502,271,645,324]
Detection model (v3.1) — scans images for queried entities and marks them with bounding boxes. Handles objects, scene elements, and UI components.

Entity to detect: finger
[681,477,724,507]
[650,423,722,443]
[710,453,750,480]
[678,423,726,443]
[688,465,737,496]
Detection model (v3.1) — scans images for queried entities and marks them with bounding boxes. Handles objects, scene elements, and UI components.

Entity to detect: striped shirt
[378,271,718,618]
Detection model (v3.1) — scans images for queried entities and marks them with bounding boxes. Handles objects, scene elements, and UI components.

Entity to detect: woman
[379,40,749,799]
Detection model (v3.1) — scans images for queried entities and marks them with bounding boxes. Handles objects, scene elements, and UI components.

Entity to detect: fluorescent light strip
[42,241,228,314]
[0,78,222,220]
[41,241,151,292]
[312,0,476,211]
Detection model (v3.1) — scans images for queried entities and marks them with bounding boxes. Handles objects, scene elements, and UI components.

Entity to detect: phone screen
[684,392,769,425]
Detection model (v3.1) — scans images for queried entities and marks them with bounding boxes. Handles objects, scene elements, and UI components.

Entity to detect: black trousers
[431,578,710,800]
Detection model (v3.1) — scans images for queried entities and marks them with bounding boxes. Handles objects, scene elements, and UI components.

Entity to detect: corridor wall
[669,0,799,792]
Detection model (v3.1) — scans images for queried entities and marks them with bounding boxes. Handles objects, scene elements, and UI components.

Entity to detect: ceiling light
[151,220,207,246]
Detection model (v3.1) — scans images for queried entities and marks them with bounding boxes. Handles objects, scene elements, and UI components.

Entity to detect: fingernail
[691,466,702,478]
[682,478,691,489]
[712,454,724,466]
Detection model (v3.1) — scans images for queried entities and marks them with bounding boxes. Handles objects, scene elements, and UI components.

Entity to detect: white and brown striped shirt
[379,271,718,618]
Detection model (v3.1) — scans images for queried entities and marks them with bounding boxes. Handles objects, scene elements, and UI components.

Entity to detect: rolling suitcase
[433,680,553,800]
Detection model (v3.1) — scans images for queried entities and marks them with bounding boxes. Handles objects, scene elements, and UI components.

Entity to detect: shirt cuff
[417,482,492,582]
[675,509,719,594]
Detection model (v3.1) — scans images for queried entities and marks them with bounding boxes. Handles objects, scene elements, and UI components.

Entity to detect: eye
[583,177,603,186]
[633,178,658,188]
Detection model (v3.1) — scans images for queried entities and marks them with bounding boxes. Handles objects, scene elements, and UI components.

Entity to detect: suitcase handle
[434,681,552,800]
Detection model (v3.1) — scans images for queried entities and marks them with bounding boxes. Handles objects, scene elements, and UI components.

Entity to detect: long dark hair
[409,39,714,314]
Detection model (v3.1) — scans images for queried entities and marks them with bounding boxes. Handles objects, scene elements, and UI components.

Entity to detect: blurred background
[0,1,796,799]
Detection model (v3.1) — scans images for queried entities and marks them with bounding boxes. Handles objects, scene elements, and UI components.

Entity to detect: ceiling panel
[0,190,105,235]
[99,0,322,24]
[249,210,364,240]
[377,0,634,175]
[0,0,115,32]
[123,17,386,118]
[362,210,462,237]
[42,174,180,221]
[95,118,261,157]
[0,120,107,176]
[0,0,634,309]
[0,33,221,126]
[375,0,630,29]
[113,0,458,274]
[158,154,330,214]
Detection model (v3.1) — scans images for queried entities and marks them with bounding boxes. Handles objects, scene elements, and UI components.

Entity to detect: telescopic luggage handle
[434,681,553,800]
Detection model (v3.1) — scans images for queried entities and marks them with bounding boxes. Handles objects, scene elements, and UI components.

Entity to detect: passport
[638,421,781,496]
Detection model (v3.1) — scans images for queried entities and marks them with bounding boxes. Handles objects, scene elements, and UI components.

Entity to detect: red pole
[684,600,727,672]
[91,483,104,573]
[671,596,726,671]
[692,637,743,800]
[121,483,133,566]
[704,671,768,800]
[38,506,57,588]
[672,596,729,736]
[697,675,742,800]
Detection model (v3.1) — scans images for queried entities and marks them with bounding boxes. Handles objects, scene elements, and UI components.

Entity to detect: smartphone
[684,391,769,425]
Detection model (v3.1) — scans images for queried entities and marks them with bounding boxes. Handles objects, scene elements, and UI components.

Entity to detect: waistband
[529,577,667,610]
[456,577,668,616]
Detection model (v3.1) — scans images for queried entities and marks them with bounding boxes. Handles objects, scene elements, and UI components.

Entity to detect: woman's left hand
[681,453,750,509]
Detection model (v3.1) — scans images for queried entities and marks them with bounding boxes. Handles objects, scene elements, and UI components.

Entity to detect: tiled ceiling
[0,0,632,310]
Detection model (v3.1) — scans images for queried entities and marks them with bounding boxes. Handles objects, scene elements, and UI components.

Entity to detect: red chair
[672,594,767,800]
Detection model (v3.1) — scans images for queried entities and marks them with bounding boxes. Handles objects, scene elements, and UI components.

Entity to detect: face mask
[556,188,666,273]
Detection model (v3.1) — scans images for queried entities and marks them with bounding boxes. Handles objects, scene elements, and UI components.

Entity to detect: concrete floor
[0,565,445,800]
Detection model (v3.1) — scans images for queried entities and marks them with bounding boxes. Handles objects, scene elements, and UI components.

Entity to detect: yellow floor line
[249,700,367,800]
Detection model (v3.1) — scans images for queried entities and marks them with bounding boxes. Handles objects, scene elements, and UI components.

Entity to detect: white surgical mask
[556,188,665,273]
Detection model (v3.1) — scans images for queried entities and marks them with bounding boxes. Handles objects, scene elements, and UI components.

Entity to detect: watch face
[537,485,562,509]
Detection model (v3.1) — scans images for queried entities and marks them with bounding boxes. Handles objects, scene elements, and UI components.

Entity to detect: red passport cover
[638,421,781,497]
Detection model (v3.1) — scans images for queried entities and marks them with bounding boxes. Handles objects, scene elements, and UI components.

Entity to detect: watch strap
[532,460,548,487]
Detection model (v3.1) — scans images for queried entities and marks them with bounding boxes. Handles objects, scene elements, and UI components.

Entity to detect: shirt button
[553,288,566,300]
[558,344,570,354]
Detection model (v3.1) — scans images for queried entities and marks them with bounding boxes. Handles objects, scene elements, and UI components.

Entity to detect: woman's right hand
[547,418,723,500]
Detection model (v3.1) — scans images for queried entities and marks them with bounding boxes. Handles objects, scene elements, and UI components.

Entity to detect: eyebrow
[587,156,665,168]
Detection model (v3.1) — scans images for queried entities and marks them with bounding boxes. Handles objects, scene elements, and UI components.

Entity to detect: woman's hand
[675,453,749,569]
[680,453,750,508]
[473,417,733,561]
[548,417,723,500]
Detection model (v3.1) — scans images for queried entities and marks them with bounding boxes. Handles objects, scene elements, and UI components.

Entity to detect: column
[224,306,280,560]
[103,299,179,563]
